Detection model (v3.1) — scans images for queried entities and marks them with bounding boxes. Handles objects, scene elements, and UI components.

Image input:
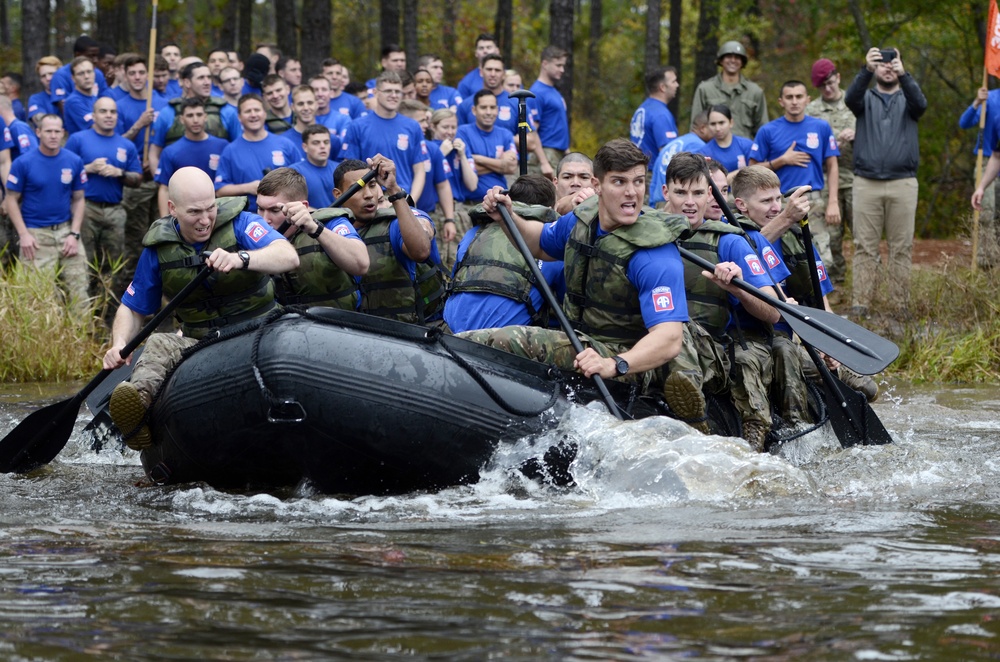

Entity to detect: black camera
[879,49,897,63]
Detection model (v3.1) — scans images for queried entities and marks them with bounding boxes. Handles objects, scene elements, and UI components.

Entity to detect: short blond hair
[731,165,781,202]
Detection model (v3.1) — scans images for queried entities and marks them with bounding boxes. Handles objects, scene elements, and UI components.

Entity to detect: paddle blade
[784,307,899,375]
[0,396,82,473]
[819,376,893,447]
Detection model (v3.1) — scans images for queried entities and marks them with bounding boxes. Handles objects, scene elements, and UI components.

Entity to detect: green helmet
[717,41,748,65]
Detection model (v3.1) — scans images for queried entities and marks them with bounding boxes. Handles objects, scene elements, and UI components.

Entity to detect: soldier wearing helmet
[690,40,768,140]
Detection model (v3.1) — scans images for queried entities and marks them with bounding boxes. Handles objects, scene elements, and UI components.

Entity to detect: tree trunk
[582,0,602,115]
[238,0,253,61]
[644,0,660,78]
[21,0,51,95]
[847,0,872,51]
[550,0,574,126]
[694,0,719,87]
[495,0,513,66]
[381,0,400,50]
[275,0,298,60]
[0,0,9,47]
[219,0,237,52]
[668,0,681,117]
[134,0,149,61]
[300,0,331,76]
[403,0,418,69]
[442,0,458,71]
[95,0,119,51]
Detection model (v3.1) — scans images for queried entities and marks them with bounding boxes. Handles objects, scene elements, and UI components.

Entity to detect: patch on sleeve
[245,221,269,243]
[334,224,351,236]
[744,254,765,276]
[126,283,135,296]
[6,174,16,185]
[762,246,779,269]
[816,260,828,282]
[651,286,675,312]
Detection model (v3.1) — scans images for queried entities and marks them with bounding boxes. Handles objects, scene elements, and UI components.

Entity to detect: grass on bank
[0,259,113,383]
[866,255,1000,384]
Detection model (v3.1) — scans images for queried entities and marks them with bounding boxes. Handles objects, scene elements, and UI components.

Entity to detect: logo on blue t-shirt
[652,286,674,312]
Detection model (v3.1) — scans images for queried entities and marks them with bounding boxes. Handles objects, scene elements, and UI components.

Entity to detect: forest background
[0,0,992,238]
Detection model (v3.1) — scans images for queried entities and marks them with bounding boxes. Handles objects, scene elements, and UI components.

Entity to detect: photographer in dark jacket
[845,46,927,318]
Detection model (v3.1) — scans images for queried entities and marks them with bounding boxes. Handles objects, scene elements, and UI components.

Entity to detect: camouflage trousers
[665,321,731,396]
[731,333,774,429]
[430,200,472,276]
[771,333,811,425]
[128,332,198,402]
[456,325,648,388]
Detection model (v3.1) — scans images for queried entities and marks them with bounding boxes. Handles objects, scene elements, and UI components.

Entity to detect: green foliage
[0,263,105,383]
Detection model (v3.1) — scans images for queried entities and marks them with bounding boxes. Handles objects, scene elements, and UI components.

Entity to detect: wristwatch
[308,223,324,239]
[238,250,250,270]
[387,190,408,203]
[612,355,629,376]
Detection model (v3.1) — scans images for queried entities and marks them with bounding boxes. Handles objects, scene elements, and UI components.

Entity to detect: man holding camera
[845,47,926,319]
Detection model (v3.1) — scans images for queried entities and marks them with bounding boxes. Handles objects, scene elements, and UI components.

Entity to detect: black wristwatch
[308,223,324,239]
[387,190,408,203]
[612,355,629,376]
[238,250,250,270]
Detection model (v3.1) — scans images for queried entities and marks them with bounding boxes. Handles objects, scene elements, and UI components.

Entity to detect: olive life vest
[778,226,820,308]
[357,208,446,324]
[164,96,230,145]
[563,198,689,346]
[265,111,293,135]
[275,207,359,310]
[677,220,745,339]
[449,202,559,327]
[143,196,277,338]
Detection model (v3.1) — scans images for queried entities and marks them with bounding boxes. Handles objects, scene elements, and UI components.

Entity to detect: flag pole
[973,66,988,273]
[143,0,159,166]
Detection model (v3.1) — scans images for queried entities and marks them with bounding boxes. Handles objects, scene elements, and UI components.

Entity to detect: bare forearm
[247,239,299,273]
[319,234,369,276]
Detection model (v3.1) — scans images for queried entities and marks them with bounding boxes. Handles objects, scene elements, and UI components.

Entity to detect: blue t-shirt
[430,139,475,204]
[116,93,170,156]
[64,130,141,204]
[215,134,302,211]
[123,211,287,315]
[164,79,183,99]
[27,91,56,121]
[6,148,87,227]
[456,89,523,136]
[711,232,777,334]
[749,116,840,193]
[630,97,679,160]
[648,134,707,206]
[960,89,1000,157]
[63,89,107,135]
[340,113,429,193]
[0,117,12,153]
[456,123,516,201]
[697,135,755,173]
[150,98,241,148]
[5,118,38,159]
[415,140,450,213]
[538,211,689,327]
[327,93,365,120]
[49,64,108,104]
[315,112,351,156]
[772,240,833,336]
[153,135,229,186]
[457,68,483,99]
[289,159,337,208]
[444,225,566,333]
[429,85,462,110]
[528,80,570,151]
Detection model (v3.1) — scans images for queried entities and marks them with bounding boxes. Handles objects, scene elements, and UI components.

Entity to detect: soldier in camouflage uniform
[103,167,300,450]
[459,139,690,414]
[663,153,780,446]
[254,168,369,309]
[806,59,855,285]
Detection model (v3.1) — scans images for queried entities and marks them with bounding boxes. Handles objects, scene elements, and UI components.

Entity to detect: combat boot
[838,367,879,403]
[742,419,769,453]
[109,382,153,450]
[664,371,710,434]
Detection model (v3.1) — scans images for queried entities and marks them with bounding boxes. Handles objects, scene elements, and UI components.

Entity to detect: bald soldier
[104,167,299,450]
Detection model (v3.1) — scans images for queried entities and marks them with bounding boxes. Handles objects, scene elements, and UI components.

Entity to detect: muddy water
[1,381,999,659]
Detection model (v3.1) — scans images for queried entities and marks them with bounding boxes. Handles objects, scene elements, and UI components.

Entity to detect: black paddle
[495,201,624,420]
[510,89,536,177]
[275,168,379,235]
[0,263,215,473]
[798,216,892,446]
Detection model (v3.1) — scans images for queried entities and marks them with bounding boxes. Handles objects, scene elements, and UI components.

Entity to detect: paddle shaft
[495,203,623,420]
[510,89,535,177]
[142,0,158,164]
[276,168,378,235]
[0,264,214,472]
